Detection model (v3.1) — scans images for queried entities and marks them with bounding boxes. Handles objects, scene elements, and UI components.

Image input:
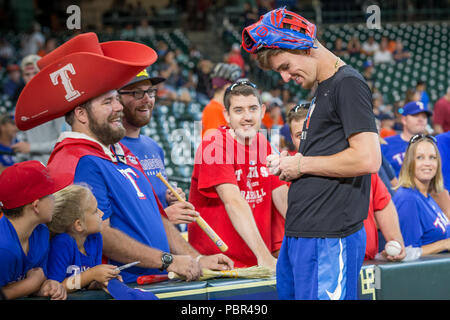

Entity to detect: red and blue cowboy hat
[15,32,157,130]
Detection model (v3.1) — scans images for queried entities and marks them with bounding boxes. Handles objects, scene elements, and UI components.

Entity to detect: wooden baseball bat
[156,172,228,252]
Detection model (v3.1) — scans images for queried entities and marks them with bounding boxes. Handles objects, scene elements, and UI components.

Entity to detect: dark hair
[2,204,26,219]
[65,100,92,126]
[223,84,261,111]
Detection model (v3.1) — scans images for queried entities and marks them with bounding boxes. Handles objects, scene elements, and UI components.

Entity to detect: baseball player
[242,8,381,299]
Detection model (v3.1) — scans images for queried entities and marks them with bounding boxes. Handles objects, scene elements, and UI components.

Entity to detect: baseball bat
[156,172,228,252]
[136,274,169,285]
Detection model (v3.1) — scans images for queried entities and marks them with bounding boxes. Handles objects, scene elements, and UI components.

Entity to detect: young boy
[0,161,67,300]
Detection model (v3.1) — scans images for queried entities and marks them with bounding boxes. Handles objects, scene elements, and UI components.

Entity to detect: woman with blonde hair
[46,184,120,292]
[393,134,450,255]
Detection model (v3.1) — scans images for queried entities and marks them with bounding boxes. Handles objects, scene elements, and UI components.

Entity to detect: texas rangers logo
[49,63,81,102]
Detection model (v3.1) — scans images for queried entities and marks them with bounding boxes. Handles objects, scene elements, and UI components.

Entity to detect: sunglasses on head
[225,79,257,96]
[289,103,310,114]
[407,134,437,151]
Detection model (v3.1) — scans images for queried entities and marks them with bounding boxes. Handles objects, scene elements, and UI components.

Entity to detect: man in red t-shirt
[189,79,288,269]
[363,173,406,260]
[432,87,450,134]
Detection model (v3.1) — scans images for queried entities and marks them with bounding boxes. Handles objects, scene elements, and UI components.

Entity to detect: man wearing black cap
[119,68,199,225]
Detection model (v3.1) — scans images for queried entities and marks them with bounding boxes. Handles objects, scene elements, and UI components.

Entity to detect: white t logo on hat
[50,63,81,102]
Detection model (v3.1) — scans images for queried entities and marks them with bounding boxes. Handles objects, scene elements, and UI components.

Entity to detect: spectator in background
[2,64,24,101]
[361,35,379,56]
[0,161,67,300]
[332,37,347,57]
[194,58,214,104]
[201,63,241,138]
[262,98,284,132]
[0,38,14,68]
[373,37,393,64]
[346,36,361,57]
[136,19,155,38]
[225,43,246,74]
[416,81,430,108]
[242,1,258,27]
[379,113,397,139]
[433,87,450,134]
[392,40,411,63]
[37,38,58,57]
[393,135,450,255]
[11,54,66,164]
[0,114,18,173]
[20,22,45,56]
[362,60,375,91]
[382,101,432,177]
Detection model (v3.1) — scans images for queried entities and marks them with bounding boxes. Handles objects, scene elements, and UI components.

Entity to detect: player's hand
[164,201,199,224]
[166,187,186,205]
[198,254,234,271]
[167,255,202,281]
[279,153,303,182]
[39,279,67,300]
[266,153,282,175]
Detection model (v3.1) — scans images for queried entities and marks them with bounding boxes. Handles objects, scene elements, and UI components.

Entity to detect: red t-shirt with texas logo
[188,127,286,267]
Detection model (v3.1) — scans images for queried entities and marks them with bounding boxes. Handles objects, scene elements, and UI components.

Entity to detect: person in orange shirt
[201,63,242,138]
[379,113,397,138]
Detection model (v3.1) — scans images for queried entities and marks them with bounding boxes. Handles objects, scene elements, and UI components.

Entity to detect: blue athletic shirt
[47,233,103,283]
[73,155,170,283]
[436,131,450,192]
[121,135,169,208]
[381,134,408,177]
[393,187,450,248]
[0,217,49,286]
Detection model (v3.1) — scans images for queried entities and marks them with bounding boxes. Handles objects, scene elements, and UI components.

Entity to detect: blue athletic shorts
[276,227,366,300]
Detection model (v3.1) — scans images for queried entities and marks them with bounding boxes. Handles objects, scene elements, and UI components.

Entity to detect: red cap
[0,161,66,209]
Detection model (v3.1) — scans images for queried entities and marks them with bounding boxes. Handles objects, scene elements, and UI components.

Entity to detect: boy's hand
[39,279,67,300]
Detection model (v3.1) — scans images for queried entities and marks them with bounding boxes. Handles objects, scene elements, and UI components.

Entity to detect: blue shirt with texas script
[47,233,103,283]
[393,187,450,248]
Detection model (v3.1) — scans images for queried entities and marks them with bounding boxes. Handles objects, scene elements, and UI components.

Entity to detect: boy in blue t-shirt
[0,161,66,300]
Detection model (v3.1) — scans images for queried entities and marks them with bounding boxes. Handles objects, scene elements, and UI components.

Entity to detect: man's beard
[123,103,152,128]
[86,109,126,146]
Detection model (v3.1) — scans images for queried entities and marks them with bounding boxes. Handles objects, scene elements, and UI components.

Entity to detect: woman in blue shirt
[393,134,450,255]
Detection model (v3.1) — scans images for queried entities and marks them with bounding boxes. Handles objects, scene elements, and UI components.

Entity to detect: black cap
[120,67,165,89]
